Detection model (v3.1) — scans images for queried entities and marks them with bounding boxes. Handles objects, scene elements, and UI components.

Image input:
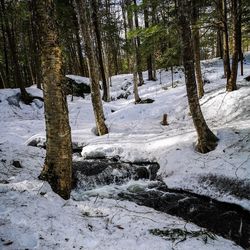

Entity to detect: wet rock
[117,91,131,100]
[244,75,250,82]
[63,79,91,97]
[27,138,85,153]
[137,98,155,104]
[12,161,22,168]
[72,158,160,190]
[7,93,21,107]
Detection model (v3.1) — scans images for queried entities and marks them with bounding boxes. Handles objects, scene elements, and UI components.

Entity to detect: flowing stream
[72,158,250,249]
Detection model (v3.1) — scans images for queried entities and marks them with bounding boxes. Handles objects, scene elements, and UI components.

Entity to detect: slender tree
[74,0,108,135]
[127,0,141,103]
[144,0,156,81]
[177,0,218,153]
[238,0,243,76]
[133,0,144,86]
[37,0,72,199]
[90,0,110,102]
[191,0,204,98]
[226,0,239,91]
[221,0,231,82]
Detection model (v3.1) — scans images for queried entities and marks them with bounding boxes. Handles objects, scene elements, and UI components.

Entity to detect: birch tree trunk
[37,0,72,199]
[177,0,218,153]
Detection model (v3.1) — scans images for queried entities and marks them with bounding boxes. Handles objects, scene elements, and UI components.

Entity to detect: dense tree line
[1,0,249,92]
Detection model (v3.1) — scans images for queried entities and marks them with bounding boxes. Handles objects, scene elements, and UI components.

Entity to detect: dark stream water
[73,158,250,249]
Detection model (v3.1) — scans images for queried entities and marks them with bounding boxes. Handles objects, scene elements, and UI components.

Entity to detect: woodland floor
[0,55,250,249]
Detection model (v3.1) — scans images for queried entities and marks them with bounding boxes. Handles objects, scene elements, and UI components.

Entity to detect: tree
[90,0,110,102]
[177,0,218,153]
[191,0,204,98]
[221,0,231,83]
[74,0,108,135]
[226,0,239,91]
[126,0,141,103]
[37,0,72,199]
[143,0,156,81]
[133,0,144,86]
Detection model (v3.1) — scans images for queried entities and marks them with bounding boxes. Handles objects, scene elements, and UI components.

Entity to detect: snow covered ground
[0,55,249,249]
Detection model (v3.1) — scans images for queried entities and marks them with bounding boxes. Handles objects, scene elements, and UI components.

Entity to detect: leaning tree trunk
[74,0,108,135]
[37,0,72,200]
[177,0,218,153]
[226,0,239,92]
[191,0,204,98]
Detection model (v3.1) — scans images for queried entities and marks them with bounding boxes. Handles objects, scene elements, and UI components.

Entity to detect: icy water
[72,158,250,249]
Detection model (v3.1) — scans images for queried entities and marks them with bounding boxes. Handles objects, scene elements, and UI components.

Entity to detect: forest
[0,0,250,249]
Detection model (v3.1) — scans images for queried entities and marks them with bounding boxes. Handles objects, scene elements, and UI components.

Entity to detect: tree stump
[161,114,169,126]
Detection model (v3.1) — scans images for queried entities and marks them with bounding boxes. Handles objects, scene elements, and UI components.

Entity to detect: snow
[66,75,91,85]
[1,55,250,249]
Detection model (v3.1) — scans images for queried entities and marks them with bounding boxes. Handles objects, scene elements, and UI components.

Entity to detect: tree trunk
[30,1,42,89]
[127,0,141,103]
[0,9,9,86]
[216,0,223,61]
[37,0,72,200]
[144,1,156,81]
[133,0,144,86]
[121,0,130,71]
[191,0,204,98]
[90,0,110,102]
[238,0,243,76]
[177,0,218,153]
[216,29,223,58]
[74,0,108,135]
[226,0,238,91]
[72,10,86,76]
[222,0,231,82]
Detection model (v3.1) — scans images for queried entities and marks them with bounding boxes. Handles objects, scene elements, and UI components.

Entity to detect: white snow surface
[0,55,250,249]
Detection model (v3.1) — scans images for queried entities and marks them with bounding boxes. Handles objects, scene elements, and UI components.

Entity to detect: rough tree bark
[74,0,108,135]
[177,0,218,153]
[37,0,72,199]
